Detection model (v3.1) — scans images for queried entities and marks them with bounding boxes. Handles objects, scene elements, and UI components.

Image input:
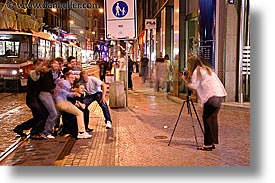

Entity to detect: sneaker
[13,128,27,137]
[77,132,92,139]
[40,133,47,139]
[40,133,55,139]
[46,134,55,139]
[106,121,112,129]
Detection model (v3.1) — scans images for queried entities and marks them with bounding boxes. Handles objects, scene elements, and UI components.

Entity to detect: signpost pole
[114,41,117,81]
[105,0,137,108]
[125,38,129,107]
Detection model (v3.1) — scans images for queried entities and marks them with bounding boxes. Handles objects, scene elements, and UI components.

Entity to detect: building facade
[137,0,250,103]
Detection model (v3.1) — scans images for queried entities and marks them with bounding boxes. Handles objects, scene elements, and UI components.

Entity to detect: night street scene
[0,0,255,181]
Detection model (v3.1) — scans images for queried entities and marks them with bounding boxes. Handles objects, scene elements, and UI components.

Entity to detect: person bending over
[181,56,227,151]
[79,71,113,129]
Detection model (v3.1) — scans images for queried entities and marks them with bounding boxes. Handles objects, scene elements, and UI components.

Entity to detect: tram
[0,30,82,91]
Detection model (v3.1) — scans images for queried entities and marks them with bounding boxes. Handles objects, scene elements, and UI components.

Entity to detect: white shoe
[106,121,112,129]
[77,132,92,139]
[46,134,55,139]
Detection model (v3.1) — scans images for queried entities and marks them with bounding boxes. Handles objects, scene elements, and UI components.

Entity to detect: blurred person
[80,71,113,129]
[140,54,149,83]
[181,56,227,151]
[13,59,48,139]
[55,72,92,139]
[39,59,60,139]
[118,52,126,88]
[99,60,107,82]
[56,57,65,71]
[164,54,173,92]
[128,56,134,90]
[155,52,164,92]
[66,56,82,72]
[66,56,82,84]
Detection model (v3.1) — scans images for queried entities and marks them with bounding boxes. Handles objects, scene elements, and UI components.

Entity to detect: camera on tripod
[179,70,192,96]
[168,69,204,147]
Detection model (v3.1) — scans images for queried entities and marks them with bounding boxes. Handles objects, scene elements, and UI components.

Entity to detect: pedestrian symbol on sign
[112,1,128,18]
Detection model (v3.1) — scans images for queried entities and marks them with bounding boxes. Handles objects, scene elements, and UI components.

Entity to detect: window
[0,41,20,57]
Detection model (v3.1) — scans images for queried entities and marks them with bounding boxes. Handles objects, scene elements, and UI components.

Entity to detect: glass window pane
[0,41,5,55]
[6,41,15,56]
[15,42,19,56]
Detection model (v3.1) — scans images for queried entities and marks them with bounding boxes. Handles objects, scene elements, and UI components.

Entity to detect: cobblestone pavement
[60,73,250,166]
[0,73,250,166]
[0,92,31,155]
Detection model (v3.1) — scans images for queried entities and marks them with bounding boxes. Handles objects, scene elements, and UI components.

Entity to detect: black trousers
[128,72,133,89]
[61,107,90,137]
[15,96,48,135]
[202,96,223,146]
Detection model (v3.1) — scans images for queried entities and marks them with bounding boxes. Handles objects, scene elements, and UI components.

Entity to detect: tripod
[168,89,204,148]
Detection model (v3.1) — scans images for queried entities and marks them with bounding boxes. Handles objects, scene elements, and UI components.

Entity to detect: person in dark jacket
[99,60,107,82]
[140,54,149,83]
[128,56,134,90]
[13,59,48,139]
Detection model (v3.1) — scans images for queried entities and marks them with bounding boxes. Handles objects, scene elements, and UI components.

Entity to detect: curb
[166,94,250,110]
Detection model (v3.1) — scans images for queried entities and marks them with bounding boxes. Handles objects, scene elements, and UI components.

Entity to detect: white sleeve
[91,76,103,86]
[188,68,199,90]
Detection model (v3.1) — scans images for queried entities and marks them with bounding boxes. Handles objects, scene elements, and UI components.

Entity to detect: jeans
[83,92,112,123]
[39,91,58,135]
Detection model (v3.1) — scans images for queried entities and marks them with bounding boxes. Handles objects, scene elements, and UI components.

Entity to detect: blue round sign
[112,1,128,18]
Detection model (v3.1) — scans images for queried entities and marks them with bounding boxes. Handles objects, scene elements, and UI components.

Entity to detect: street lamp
[99,8,104,13]
[69,20,74,25]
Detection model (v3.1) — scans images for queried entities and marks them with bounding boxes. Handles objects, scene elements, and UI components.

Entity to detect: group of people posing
[13,56,113,139]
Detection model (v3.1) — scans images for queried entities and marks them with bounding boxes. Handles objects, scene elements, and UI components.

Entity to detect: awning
[0,31,32,36]
[32,32,56,41]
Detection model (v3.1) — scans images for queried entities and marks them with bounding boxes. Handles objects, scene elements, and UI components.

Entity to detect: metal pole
[238,0,245,103]
[114,41,117,81]
[125,39,129,107]
[149,29,152,81]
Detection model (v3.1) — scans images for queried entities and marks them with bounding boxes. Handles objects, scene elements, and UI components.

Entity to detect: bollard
[105,73,115,95]
[109,81,125,108]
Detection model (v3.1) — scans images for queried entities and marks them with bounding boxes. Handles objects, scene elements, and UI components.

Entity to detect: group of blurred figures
[139,52,174,93]
[13,56,113,140]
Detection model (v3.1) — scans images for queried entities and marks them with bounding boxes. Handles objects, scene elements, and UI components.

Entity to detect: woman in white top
[182,56,227,151]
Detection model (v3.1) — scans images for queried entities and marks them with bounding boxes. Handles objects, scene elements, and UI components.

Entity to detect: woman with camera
[181,56,227,151]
